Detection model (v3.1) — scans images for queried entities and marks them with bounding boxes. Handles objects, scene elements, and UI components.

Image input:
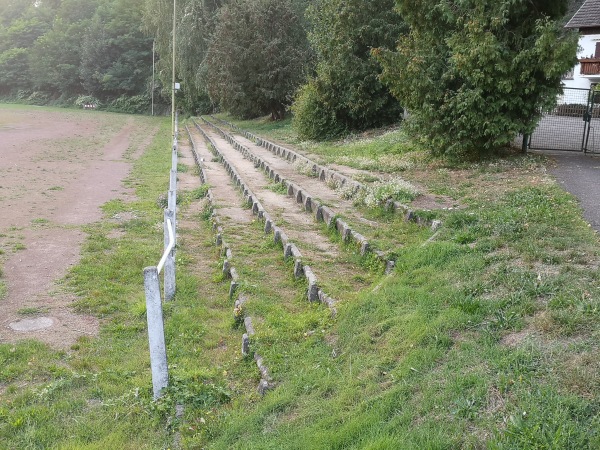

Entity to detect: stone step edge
[200,117,384,264]
[206,115,441,230]
[185,125,275,395]
[192,120,339,317]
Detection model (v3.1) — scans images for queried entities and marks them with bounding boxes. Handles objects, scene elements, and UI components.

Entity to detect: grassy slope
[201,114,600,449]
[0,108,598,449]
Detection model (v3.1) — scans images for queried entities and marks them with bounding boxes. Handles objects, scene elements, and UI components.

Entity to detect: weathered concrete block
[321,206,335,227]
[385,260,396,274]
[360,240,370,256]
[315,205,323,222]
[294,259,304,279]
[257,379,270,396]
[273,227,282,244]
[431,219,442,231]
[319,168,327,181]
[284,243,301,259]
[279,231,289,247]
[264,219,272,234]
[244,316,255,336]
[236,294,248,306]
[254,353,271,381]
[303,266,319,302]
[230,267,239,282]
[242,333,250,356]
[216,233,222,246]
[336,219,351,241]
[229,281,238,300]
[304,196,312,212]
[222,260,231,277]
[318,290,337,317]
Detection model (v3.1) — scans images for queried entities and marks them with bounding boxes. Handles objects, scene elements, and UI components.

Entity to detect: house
[564,0,600,90]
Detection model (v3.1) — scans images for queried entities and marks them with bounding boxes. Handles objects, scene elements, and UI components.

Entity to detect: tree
[0,47,30,94]
[204,0,310,120]
[29,20,88,97]
[292,0,404,140]
[375,0,578,159]
[175,0,221,113]
[80,0,153,100]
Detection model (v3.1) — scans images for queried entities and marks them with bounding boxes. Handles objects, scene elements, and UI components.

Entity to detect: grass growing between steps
[193,117,600,449]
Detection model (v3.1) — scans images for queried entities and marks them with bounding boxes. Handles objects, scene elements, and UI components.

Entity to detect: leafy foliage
[292,0,404,140]
[204,0,310,120]
[0,0,157,109]
[375,0,578,159]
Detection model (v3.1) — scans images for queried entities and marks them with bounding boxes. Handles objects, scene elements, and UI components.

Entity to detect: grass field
[1,107,599,448]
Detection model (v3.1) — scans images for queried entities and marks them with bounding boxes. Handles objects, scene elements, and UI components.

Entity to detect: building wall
[562,33,600,93]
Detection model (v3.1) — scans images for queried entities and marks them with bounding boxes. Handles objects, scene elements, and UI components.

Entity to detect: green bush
[105,95,150,114]
[291,0,404,141]
[376,0,578,159]
[291,80,345,140]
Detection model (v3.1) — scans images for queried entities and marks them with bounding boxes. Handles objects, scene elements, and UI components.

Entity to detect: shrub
[105,95,150,114]
[291,80,345,141]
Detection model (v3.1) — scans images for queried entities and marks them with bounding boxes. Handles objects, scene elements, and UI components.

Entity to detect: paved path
[546,152,600,231]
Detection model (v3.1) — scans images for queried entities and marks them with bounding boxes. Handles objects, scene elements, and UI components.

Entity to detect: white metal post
[143,266,169,399]
[163,209,176,301]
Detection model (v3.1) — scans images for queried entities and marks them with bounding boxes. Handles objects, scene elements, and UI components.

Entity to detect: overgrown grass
[2,110,600,449]
[194,116,600,449]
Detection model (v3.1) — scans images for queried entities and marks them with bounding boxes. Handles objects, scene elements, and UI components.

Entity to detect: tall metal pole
[171,0,176,140]
[151,39,155,117]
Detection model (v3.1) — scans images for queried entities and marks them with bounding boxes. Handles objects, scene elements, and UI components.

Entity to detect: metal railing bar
[157,215,175,274]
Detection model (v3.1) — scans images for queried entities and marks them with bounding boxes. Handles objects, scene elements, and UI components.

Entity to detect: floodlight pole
[171,0,176,140]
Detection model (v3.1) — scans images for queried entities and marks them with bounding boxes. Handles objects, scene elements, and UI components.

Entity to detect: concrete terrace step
[189,121,342,312]
[199,117,396,268]
[184,125,276,394]
[207,115,441,229]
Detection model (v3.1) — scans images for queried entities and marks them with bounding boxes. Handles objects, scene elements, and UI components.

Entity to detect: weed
[268,182,288,195]
[356,177,420,207]
[192,184,210,199]
[294,159,317,177]
[17,307,49,316]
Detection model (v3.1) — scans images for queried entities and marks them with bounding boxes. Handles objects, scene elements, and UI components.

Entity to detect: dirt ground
[0,106,159,349]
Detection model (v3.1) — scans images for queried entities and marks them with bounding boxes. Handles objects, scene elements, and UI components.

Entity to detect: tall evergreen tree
[375,0,578,159]
[204,0,310,119]
[292,0,404,140]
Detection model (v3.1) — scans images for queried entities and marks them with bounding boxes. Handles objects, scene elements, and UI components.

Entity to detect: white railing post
[169,169,177,192]
[172,144,178,172]
[143,119,179,398]
[163,209,176,301]
[143,266,169,399]
[168,189,176,240]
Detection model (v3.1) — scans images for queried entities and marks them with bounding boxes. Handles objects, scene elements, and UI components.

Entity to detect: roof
[566,0,600,29]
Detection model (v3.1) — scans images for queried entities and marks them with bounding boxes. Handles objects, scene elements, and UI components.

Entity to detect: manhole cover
[9,317,54,332]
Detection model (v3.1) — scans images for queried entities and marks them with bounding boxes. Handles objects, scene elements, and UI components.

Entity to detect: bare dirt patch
[0,106,158,349]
